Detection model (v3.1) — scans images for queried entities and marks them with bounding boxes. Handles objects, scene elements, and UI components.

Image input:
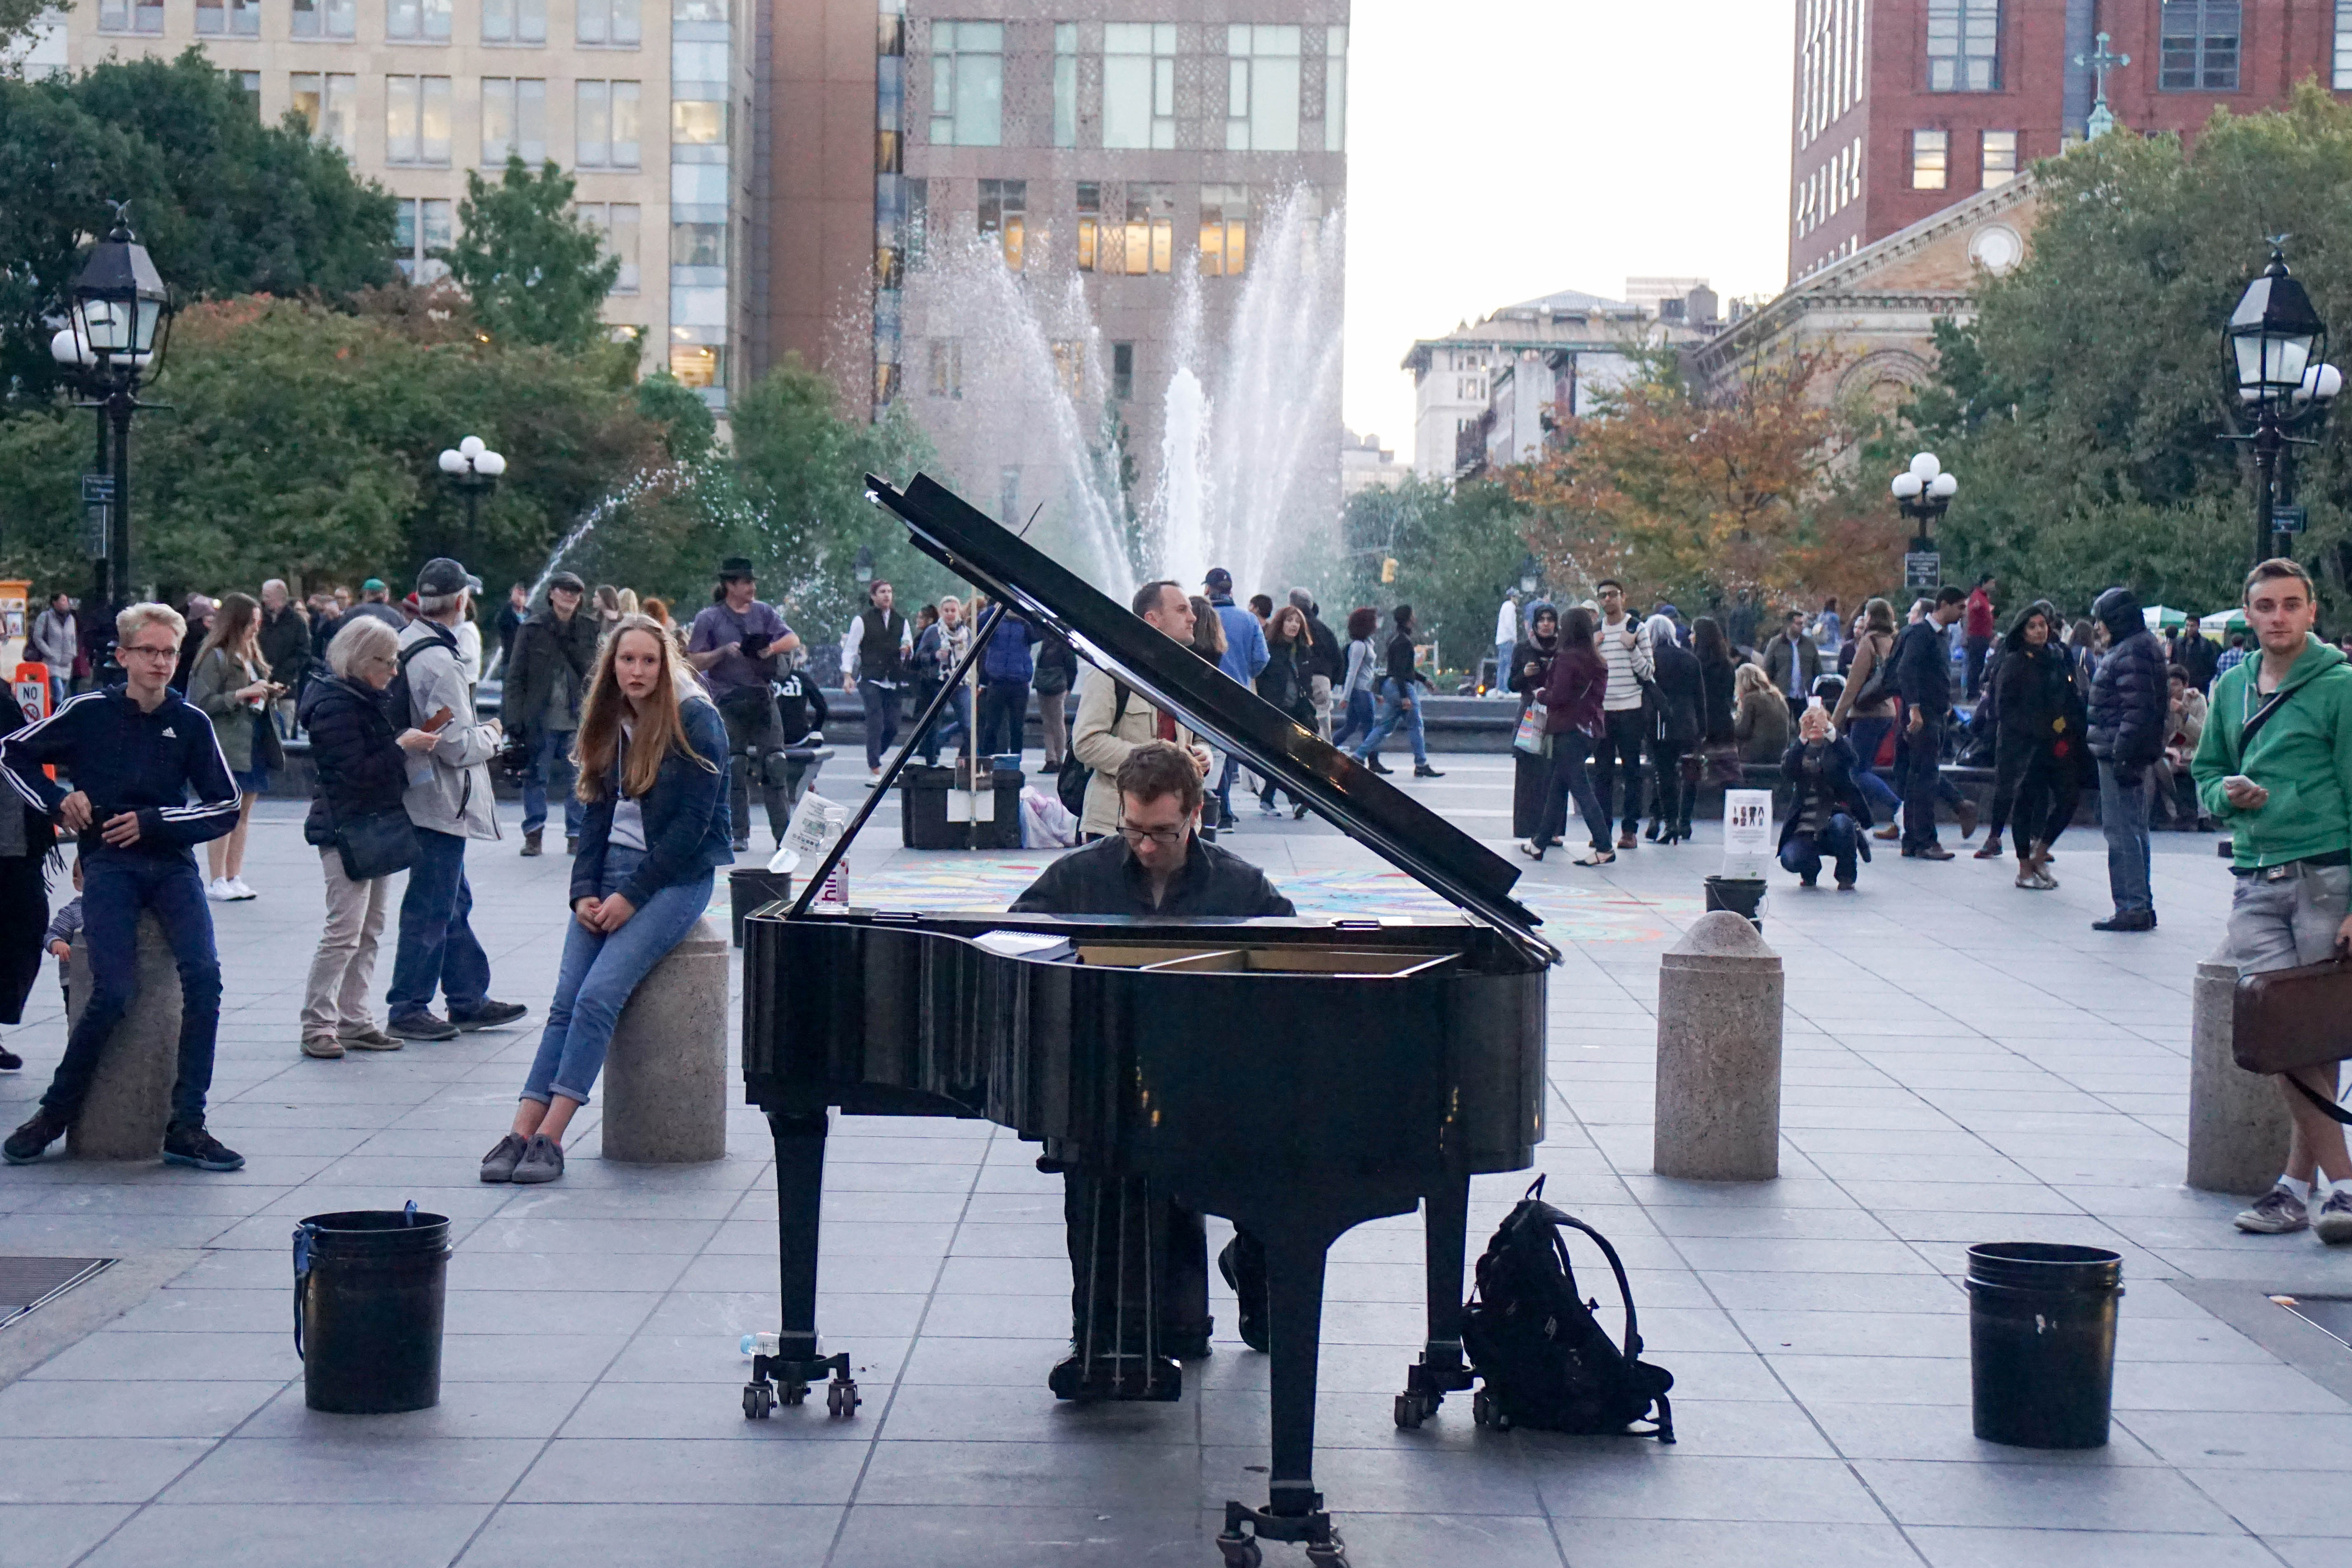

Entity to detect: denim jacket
[570,696,735,908]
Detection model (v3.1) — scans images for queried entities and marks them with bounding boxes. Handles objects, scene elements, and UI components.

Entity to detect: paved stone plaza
[3,753,2351,1568]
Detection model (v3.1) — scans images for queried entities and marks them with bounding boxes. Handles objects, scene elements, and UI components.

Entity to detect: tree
[1907,84,2352,617]
[1,0,53,63]
[1331,475,1532,673]
[443,157,620,355]
[0,51,397,399]
[1504,346,1896,614]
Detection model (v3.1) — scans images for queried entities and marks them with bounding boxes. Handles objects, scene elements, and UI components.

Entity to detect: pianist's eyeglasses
[1116,820,1187,848]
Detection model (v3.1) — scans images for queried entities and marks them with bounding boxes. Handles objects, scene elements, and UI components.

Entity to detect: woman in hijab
[1645,613,1702,843]
[1509,602,1559,840]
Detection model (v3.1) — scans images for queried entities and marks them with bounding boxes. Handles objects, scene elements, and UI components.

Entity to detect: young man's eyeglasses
[119,643,177,663]
[1116,820,1187,848]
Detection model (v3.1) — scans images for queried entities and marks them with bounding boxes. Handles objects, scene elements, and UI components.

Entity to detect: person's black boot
[161,1122,245,1172]
[4,1107,67,1164]
[1217,1234,1270,1353]
[0,1042,21,1072]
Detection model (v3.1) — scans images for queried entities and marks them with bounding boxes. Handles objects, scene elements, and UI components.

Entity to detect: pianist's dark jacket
[1009,833,1296,918]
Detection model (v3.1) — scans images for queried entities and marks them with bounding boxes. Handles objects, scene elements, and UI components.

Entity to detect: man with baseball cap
[347,578,405,633]
[505,571,597,856]
[385,558,528,1041]
[1202,568,1266,827]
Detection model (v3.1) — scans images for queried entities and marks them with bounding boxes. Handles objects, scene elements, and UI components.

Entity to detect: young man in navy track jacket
[2,602,247,1171]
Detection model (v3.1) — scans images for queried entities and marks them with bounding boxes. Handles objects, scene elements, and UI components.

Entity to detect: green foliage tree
[0,50,397,399]
[443,157,620,356]
[1908,84,2352,618]
[0,0,52,55]
[1331,475,1532,675]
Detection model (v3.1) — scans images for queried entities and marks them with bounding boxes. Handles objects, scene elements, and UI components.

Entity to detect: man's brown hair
[1131,579,1183,619]
[1115,740,1203,817]
[2245,556,2314,601]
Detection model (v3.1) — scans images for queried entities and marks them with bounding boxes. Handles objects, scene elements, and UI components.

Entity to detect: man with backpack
[1893,586,1969,859]
[1067,581,1209,842]
[2087,584,2169,932]
[2194,559,2352,1243]
[384,559,529,1042]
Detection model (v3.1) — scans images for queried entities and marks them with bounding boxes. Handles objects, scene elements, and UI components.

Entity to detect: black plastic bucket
[1964,1241,2124,1449]
[293,1205,452,1414]
[1703,875,1768,932]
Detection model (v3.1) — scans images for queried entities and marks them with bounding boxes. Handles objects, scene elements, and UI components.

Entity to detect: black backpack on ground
[1461,1177,1675,1441]
[1055,682,1130,816]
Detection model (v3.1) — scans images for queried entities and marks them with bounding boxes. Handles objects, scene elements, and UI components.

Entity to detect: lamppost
[49,202,172,635]
[2225,242,2340,564]
[1890,450,1958,590]
[435,435,506,550]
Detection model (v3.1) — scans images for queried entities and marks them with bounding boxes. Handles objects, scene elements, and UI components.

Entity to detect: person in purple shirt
[686,557,800,852]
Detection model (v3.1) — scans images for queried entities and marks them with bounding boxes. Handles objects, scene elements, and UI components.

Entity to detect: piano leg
[1395,1175,1474,1429]
[1217,1228,1347,1568]
[742,1110,859,1421]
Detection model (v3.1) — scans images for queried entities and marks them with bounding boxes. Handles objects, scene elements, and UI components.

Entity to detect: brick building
[1790,1,2352,281]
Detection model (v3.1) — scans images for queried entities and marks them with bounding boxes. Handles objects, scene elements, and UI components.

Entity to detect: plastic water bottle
[739,1331,780,1358]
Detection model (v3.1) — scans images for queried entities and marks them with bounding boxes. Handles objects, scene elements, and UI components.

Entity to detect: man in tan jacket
[1071,580,1212,839]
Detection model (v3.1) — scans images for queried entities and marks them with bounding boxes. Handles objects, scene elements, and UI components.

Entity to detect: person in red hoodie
[1964,574,1997,700]
[1520,606,1615,865]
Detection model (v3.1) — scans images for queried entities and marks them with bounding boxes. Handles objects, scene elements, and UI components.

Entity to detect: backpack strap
[1545,1209,1645,1361]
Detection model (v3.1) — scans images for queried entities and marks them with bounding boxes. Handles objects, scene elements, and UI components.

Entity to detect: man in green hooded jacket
[2192,557,2352,1243]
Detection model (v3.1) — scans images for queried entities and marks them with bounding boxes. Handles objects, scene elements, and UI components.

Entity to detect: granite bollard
[599,915,729,1163]
[64,914,182,1160]
[2187,944,2292,1196]
[1654,908,1785,1181]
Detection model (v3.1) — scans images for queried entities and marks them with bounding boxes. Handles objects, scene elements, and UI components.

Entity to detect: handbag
[2232,956,2352,1124]
[333,807,420,882]
[1513,700,1550,757]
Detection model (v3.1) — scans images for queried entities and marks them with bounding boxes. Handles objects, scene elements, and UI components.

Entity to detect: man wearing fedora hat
[687,557,800,851]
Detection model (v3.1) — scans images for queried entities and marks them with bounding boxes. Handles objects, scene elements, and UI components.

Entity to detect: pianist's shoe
[1218,1235,1271,1354]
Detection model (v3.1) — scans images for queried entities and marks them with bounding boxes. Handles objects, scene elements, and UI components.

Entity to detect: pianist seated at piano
[1009,738,1290,1387]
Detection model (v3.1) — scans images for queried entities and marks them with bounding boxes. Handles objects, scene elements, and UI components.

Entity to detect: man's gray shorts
[2228,861,2352,978]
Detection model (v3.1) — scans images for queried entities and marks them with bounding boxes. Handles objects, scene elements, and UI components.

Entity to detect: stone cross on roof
[2075,30,2131,141]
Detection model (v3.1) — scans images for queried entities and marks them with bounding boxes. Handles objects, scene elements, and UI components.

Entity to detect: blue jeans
[858,679,901,769]
[1780,813,1860,885]
[916,685,968,766]
[40,852,221,1129]
[1843,715,1903,817]
[387,827,491,1021]
[1356,678,1427,764]
[1332,688,1376,750]
[1536,731,1610,852]
[521,846,713,1106]
[521,726,582,837]
[2098,760,2154,916]
[977,679,1029,757]
[1495,642,1513,692]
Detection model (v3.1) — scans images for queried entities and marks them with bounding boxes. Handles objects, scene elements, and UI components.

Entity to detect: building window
[929,338,963,399]
[1103,22,1175,150]
[929,20,1003,148]
[1226,24,1301,152]
[1199,185,1248,277]
[482,0,547,44]
[1457,376,1483,400]
[2338,0,2352,88]
[2161,1,2241,91]
[1050,341,1083,400]
[1111,341,1133,401]
[291,0,357,37]
[1981,129,2017,187]
[577,0,642,47]
[1910,129,1948,189]
[233,71,262,113]
[388,0,453,42]
[392,197,453,282]
[671,345,723,388]
[1076,182,1101,271]
[1325,24,1347,151]
[1125,184,1172,275]
[386,76,453,165]
[197,0,261,36]
[576,81,642,168]
[291,73,358,154]
[673,100,726,144]
[481,79,547,166]
[577,203,640,292]
[978,179,1025,270]
[672,221,726,267]
[99,0,166,33]
[1053,22,1077,149]
[1925,0,1999,92]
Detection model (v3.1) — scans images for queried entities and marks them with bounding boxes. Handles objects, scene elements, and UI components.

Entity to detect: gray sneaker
[510,1132,565,1185]
[2234,1184,2310,1234]
[2317,1188,2352,1245]
[479,1133,528,1183]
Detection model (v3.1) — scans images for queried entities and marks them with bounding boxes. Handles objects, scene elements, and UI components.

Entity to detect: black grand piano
[740,474,1556,1567]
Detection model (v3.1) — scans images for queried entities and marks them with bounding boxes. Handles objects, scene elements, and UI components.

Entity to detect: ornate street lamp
[49,202,172,634]
[436,435,507,548]
[1891,451,1958,592]
[2227,242,2338,562]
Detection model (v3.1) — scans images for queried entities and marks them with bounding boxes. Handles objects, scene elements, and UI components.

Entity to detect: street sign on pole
[1903,551,1942,590]
[2272,504,2307,534]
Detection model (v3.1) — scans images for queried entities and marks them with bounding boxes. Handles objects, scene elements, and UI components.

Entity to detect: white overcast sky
[1341,0,1799,449]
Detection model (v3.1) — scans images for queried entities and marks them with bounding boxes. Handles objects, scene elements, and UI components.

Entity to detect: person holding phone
[2193,558,2352,1244]
[186,592,281,902]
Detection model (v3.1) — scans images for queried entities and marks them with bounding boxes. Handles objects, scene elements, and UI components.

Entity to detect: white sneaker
[205,877,235,901]
[2317,1188,2352,1246]
[226,877,257,900]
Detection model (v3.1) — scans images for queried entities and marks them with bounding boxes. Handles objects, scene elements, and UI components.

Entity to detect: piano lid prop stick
[787,602,1010,918]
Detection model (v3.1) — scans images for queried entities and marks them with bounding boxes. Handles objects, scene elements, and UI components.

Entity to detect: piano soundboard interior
[1070,943,1458,978]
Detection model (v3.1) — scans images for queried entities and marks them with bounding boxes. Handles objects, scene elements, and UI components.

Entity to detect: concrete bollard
[599,915,729,1163]
[1654,909,1786,1182]
[2187,944,2293,1196]
[64,914,182,1161]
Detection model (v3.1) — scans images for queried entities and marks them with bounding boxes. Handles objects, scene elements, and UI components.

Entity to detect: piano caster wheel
[825,1377,860,1418]
[1305,1533,1349,1568]
[1392,1392,1431,1430]
[742,1382,775,1420]
[780,1381,809,1408]
[1471,1389,1499,1428]
[1213,1532,1262,1568]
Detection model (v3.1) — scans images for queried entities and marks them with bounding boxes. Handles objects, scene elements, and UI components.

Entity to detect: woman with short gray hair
[296,617,439,1058]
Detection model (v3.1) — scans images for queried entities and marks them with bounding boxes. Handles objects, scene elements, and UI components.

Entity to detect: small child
[46,858,84,1015]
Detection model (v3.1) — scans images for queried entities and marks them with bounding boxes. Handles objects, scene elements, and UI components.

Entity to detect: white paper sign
[1723,788,1773,878]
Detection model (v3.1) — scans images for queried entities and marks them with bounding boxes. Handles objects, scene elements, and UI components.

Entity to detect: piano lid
[865,473,1559,967]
